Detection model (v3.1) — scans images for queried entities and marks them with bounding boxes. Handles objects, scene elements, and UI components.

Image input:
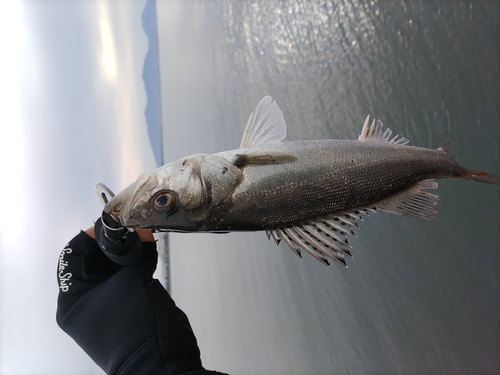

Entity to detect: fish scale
[220,141,462,229]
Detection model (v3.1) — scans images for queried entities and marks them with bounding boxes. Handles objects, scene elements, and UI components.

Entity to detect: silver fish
[99,96,500,266]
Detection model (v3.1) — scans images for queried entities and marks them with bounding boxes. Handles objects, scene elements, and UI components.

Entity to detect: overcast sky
[0,1,156,373]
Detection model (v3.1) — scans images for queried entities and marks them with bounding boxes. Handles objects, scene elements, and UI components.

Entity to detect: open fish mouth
[100,173,159,227]
[106,187,130,220]
[94,182,126,225]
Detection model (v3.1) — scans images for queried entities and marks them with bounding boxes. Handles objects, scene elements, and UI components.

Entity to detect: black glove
[56,230,204,375]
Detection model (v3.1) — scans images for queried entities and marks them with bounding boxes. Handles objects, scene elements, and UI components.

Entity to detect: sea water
[156,1,499,374]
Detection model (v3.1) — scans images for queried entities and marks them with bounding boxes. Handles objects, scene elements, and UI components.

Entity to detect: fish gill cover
[141,0,164,167]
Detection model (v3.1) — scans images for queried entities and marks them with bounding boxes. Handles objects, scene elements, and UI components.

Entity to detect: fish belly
[222,140,463,230]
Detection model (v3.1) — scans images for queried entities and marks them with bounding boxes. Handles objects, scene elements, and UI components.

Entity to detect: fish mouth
[103,184,134,225]
[104,173,158,228]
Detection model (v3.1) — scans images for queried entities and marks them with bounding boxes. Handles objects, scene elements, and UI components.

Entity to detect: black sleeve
[56,231,204,375]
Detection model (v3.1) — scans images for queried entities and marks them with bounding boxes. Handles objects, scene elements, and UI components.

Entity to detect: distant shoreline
[141,0,164,168]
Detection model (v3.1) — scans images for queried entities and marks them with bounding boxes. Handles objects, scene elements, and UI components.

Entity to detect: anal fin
[358,115,410,145]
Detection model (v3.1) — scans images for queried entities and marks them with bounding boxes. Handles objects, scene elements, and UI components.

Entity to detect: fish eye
[156,195,168,206]
[151,190,176,214]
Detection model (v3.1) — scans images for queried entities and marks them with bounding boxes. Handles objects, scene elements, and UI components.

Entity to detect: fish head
[104,154,242,231]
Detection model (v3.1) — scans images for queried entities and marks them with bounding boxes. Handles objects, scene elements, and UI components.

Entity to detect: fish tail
[461,168,500,185]
[437,141,500,185]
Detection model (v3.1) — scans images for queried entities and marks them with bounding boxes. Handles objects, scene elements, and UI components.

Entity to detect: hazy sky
[0,1,156,373]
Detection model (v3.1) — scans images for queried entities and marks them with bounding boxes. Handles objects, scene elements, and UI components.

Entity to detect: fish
[98,96,500,266]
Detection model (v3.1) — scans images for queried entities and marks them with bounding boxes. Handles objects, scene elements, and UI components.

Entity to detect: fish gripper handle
[94,211,143,266]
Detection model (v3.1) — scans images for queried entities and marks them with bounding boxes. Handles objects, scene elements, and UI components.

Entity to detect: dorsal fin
[358,115,410,145]
[239,96,287,148]
[264,177,439,267]
[265,207,376,267]
[375,179,439,221]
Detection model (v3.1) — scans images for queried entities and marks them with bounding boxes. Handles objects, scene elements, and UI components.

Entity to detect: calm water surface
[157,1,499,374]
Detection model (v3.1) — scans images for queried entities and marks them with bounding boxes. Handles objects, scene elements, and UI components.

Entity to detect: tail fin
[436,141,500,185]
[462,169,500,185]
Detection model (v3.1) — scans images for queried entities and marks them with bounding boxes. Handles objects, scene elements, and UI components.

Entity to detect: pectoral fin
[233,151,297,166]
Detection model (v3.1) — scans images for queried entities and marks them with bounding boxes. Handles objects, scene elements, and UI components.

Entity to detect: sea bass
[99,96,500,266]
